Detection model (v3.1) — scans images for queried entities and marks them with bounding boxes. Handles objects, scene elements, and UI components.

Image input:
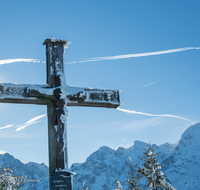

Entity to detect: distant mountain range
[0,153,49,189]
[0,123,200,190]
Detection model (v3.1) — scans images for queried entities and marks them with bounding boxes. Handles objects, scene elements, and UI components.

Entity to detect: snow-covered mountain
[0,153,49,189]
[0,123,200,190]
[71,123,200,190]
[162,123,200,190]
[70,141,176,189]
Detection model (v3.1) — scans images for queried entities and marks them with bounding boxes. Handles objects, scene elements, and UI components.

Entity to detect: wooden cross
[0,38,120,190]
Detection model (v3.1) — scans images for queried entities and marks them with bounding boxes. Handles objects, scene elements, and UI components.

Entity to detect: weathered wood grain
[0,84,120,108]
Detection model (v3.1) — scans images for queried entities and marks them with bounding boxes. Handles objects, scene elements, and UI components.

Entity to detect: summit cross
[0,38,120,190]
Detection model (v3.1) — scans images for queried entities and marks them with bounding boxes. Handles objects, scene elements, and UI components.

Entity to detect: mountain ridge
[71,123,200,190]
[0,152,49,190]
[0,123,199,189]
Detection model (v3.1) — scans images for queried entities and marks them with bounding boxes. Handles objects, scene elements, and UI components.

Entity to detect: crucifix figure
[0,38,120,190]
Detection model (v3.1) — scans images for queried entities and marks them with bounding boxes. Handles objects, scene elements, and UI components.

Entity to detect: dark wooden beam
[0,84,53,105]
[66,87,120,108]
[0,84,120,108]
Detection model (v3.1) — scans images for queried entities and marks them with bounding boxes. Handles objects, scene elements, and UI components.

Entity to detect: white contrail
[0,59,45,65]
[67,47,200,64]
[0,124,14,130]
[117,108,193,122]
[0,47,199,65]
[141,80,161,88]
[26,114,47,124]
[15,114,46,131]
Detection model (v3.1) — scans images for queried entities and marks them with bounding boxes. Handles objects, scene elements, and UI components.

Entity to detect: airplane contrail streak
[141,80,161,88]
[67,47,200,64]
[0,124,14,130]
[0,47,199,65]
[117,107,193,122]
[0,59,45,65]
[15,114,46,131]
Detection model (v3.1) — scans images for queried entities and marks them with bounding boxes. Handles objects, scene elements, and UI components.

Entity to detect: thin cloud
[67,47,200,64]
[141,80,161,88]
[0,124,14,130]
[0,132,38,138]
[0,59,45,65]
[117,107,193,123]
[15,114,46,131]
[121,117,162,131]
[111,117,167,132]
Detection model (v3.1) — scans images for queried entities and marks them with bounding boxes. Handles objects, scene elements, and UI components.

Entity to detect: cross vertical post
[43,39,72,190]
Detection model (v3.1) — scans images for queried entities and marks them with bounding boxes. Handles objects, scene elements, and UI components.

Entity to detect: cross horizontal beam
[0,83,120,108]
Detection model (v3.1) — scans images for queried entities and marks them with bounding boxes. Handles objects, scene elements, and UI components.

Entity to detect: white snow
[0,150,7,154]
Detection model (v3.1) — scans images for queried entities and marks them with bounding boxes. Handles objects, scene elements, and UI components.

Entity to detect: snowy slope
[163,123,200,190]
[0,123,200,190]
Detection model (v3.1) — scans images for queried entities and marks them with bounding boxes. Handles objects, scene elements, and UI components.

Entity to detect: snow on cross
[0,38,120,190]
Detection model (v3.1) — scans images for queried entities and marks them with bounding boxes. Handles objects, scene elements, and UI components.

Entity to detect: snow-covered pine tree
[115,180,123,190]
[127,157,142,190]
[81,180,88,190]
[0,166,26,190]
[138,143,175,190]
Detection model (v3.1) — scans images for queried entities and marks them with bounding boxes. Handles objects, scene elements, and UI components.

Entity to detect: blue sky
[0,1,199,167]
